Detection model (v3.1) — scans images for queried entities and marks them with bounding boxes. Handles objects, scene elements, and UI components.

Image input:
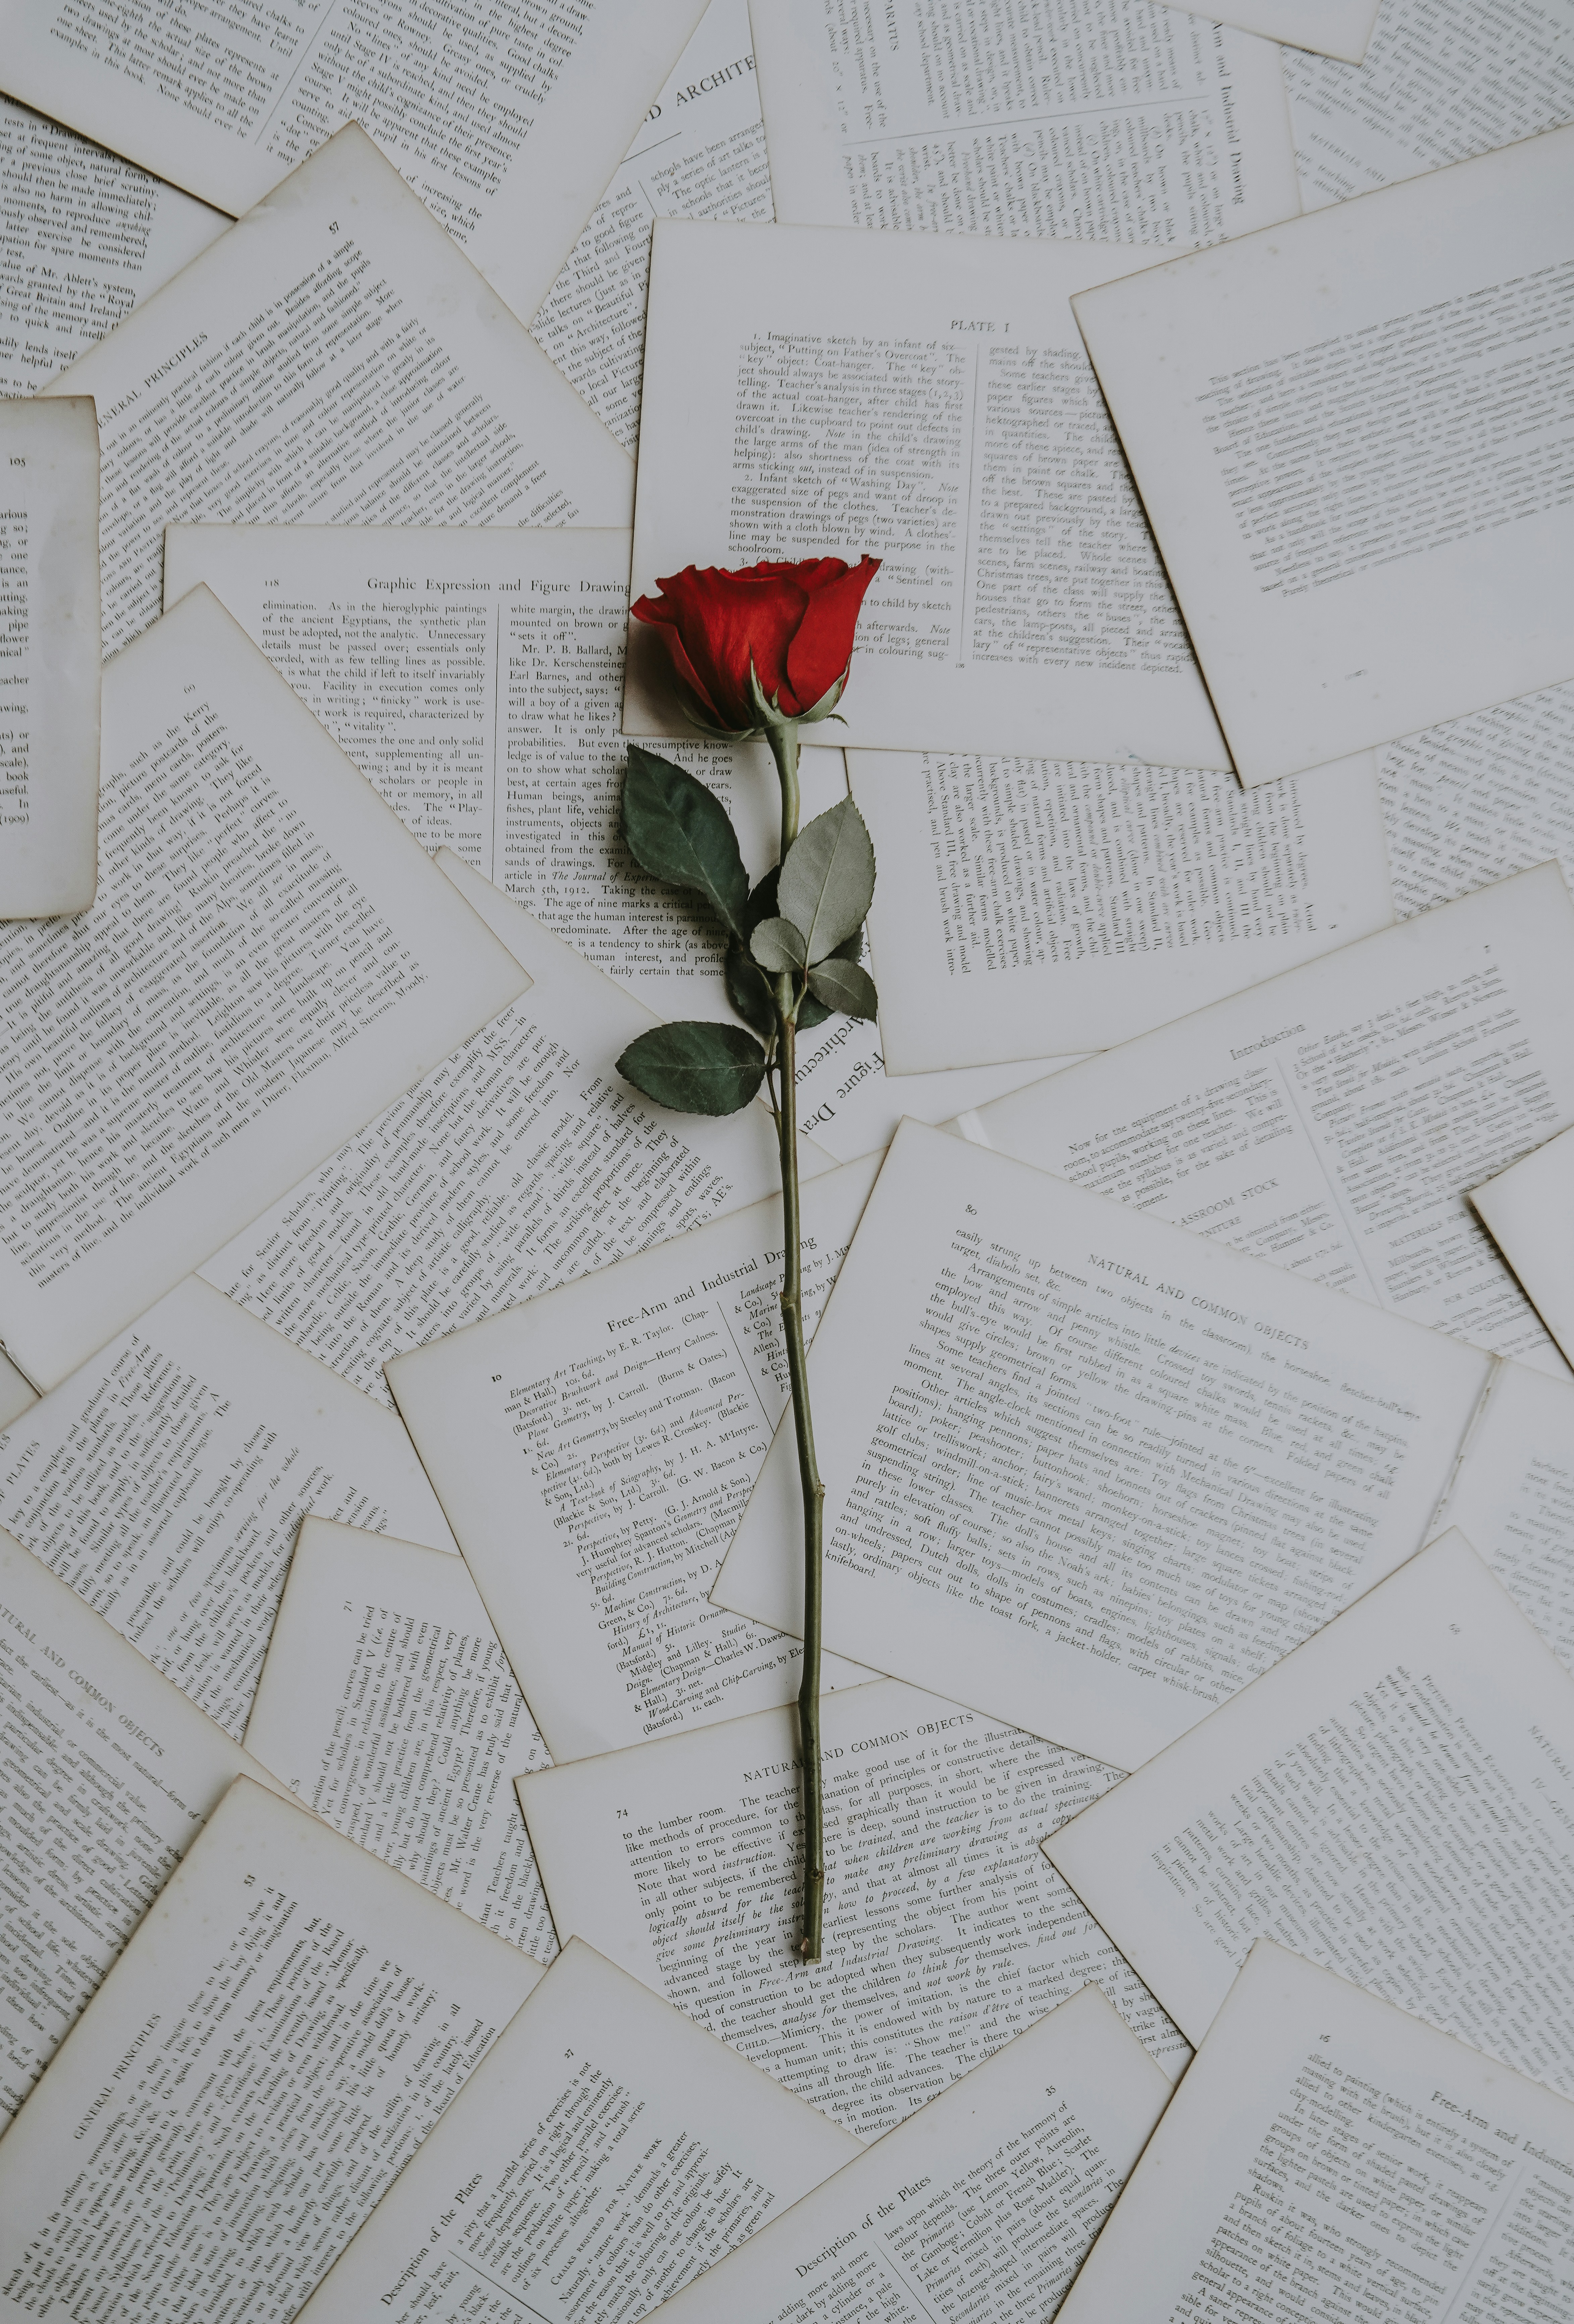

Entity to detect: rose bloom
[631,556,881,733]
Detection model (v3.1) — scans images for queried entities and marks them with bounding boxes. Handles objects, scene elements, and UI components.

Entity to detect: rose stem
[765,717,824,1964]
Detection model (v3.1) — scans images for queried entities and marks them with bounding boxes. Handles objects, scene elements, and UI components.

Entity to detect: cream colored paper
[0,1531,286,2129]
[1433,1358,1574,1674]
[163,520,1069,1160]
[1161,0,1380,63]
[0,589,528,1393]
[854,747,1391,1068]
[518,1678,1188,2141]
[201,854,812,1404]
[1381,680,1574,919]
[0,95,226,398]
[968,865,1574,1374]
[1072,128,1574,782]
[753,0,1301,241]
[244,1519,556,1962]
[0,1776,540,2320]
[43,126,630,657]
[649,1984,1170,2324]
[295,1938,858,2324]
[626,217,1232,768]
[1058,1940,1574,2322]
[1047,1533,1574,2095]
[1472,1126,1574,1372]
[1287,0,1574,209]
[387,1158,880,1761]
[0,395,99,916]
[715,1118,1490,1769]
[534,0,773,454]
[0,1275,457,1738]
[0,0,706,326]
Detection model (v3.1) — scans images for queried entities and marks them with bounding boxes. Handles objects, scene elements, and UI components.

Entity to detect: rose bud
[631,556,881,738]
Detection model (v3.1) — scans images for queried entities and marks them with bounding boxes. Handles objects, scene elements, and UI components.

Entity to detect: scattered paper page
[0,394,99,917]
[0,0,707,326]
[1472,1127,1574,1372]
[533,0,773,454]
[387,1158,880,1762]
[854,748,1391,1068]
[295,1936,858,2324]
[43,126,630,658]
[753,0,1301,241]
[1072,127,1574,782]
[1381,679,1574,917]
[0,1531,287,2128]
[0,1353,33,1430]
[0,587,528,1393]
[163,519,1058,1159]
[0,1774,540,2321]
[1157,0,1380,63]
[519,1677,1190,2141]
[650,1983,1170,2324]
[243,1519,556,1961]
[967,864,1574,1374]
[202,854,809,1405]
[1048,1531,1574,2096]
[0,1275,457,1738]
[626,217,1232,768]
[716,1118,1490,1769]
[1434,1360,1574,1674]
[1287,0,1574,209]
[0,94,227,398]
[1058,1939,1574,2323]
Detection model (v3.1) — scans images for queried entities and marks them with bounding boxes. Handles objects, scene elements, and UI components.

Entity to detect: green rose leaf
[724,940,775,1042]
[777,797,876,964]
[796,919,863,1031]
[749,916,807,973]
[617,1021,766,1116]
[622,745,750,939]
[806,958,879,1020]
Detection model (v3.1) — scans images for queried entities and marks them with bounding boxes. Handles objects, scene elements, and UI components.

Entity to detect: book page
[1073,128,1574,783]
[717,1118,1491,1770]
[163,521,1069,1160]
[753,0,1300,243]
[295,1937,858,2324]
[1159,0,1380,62]
[0,588,529,1393]
[626,217,1232,770]
[0,1353,32,1430]
[0,1275,457,1739]
[0,1530,287,2128]
[967,865,1574,1374]
[387,1158,880,1762]
[0,95,226,398]
[0,0,707,326]
[1436,1360,1574,1674]
[1382,681,1574,918]
[42,127,630,659]
[1472,1128,1574,1372]
[1048,1533,1574,2087]
[0,394,98,917]
[202,854,809,1405]
[0,1775,540,2321]
[243,1519,556,1962]
[1059,1939,1574,2324]
[649,1984,1169,2324]
[1287,0,1574,209]
[854,748,1391,1069]
[533,0,772,454]
[519,1678,1188,2139]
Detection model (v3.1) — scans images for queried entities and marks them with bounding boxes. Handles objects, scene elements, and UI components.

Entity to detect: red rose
[632,557,881,733]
